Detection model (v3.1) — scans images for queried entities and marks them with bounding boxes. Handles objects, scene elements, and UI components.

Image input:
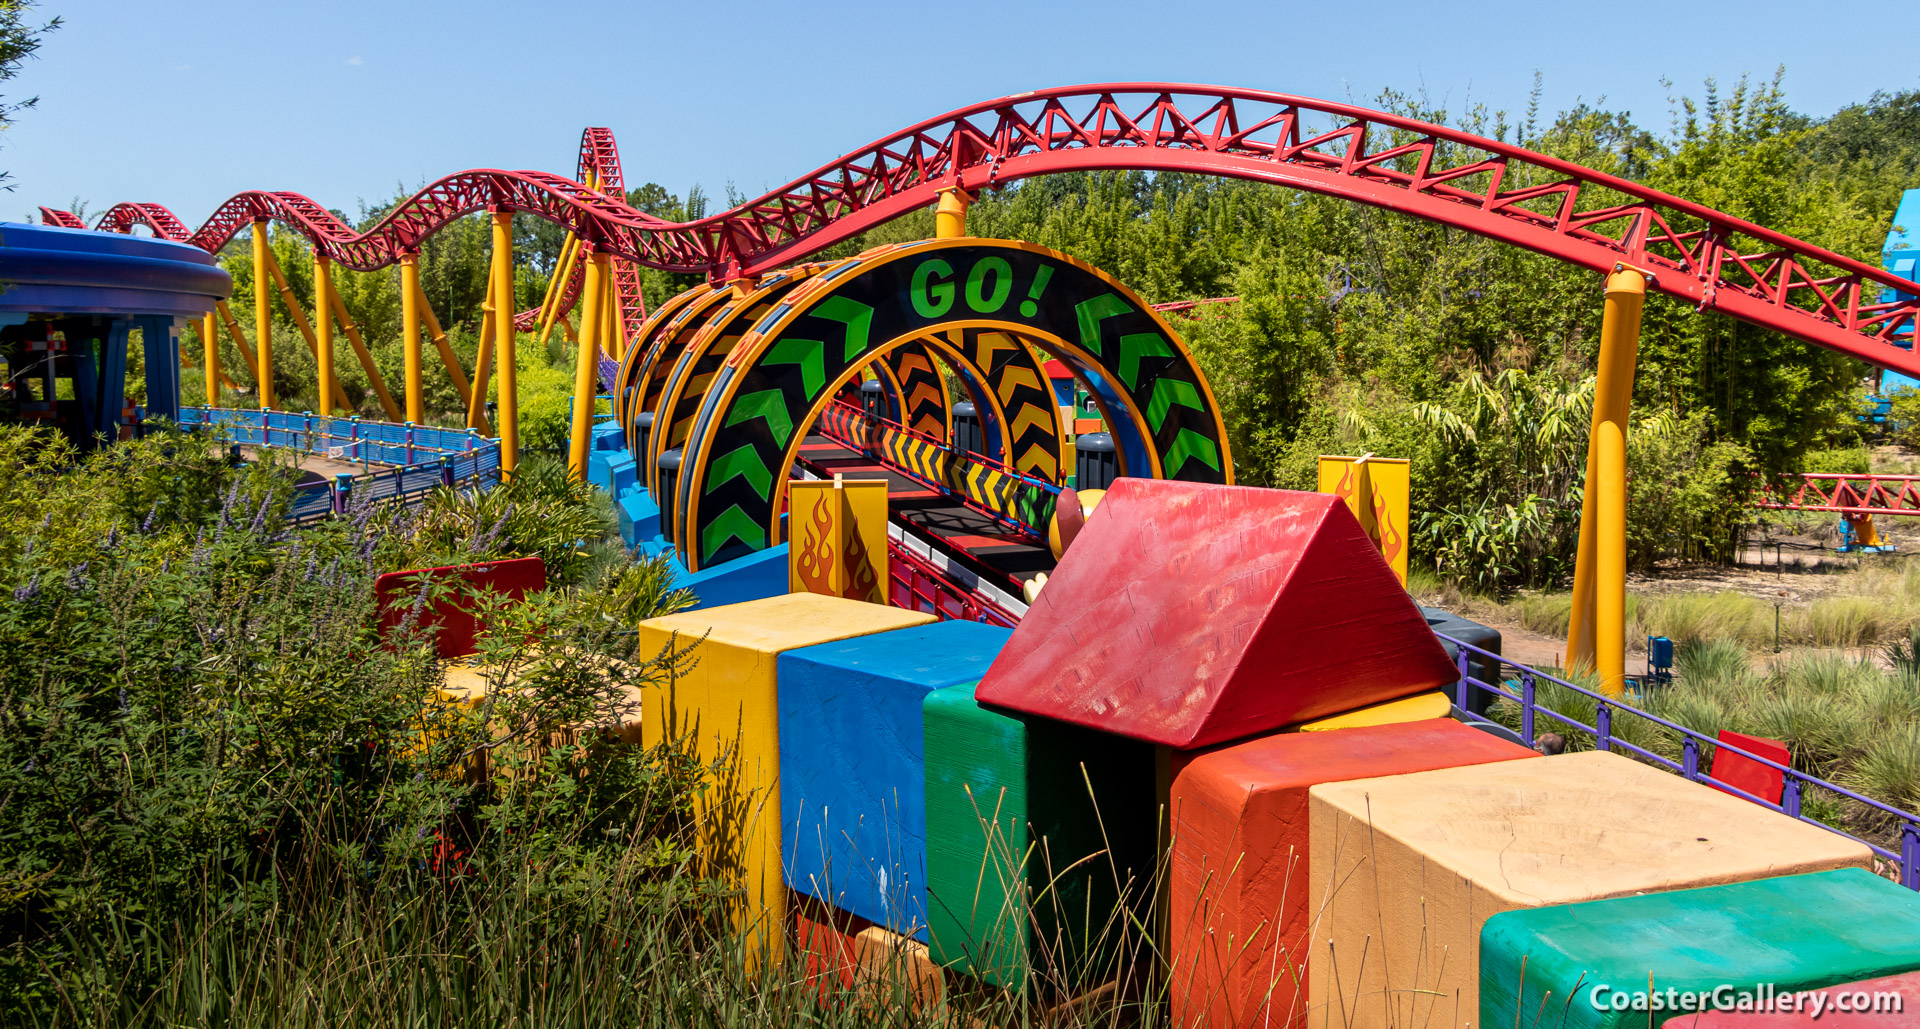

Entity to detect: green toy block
[922,683,1155,992]
[1481,869,1920,1029]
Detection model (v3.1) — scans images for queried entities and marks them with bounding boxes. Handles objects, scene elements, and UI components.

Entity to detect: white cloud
[344,56,364,66]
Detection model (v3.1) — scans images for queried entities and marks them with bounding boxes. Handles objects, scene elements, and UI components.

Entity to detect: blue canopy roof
[0,221,230,319]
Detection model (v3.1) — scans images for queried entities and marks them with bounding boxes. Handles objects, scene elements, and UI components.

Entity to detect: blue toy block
[617,487,661,547]
[592,419,625,451]
[669,543,790,610]
[777,620,1013,940]
[588,450,614,492]
[608,451,636,496]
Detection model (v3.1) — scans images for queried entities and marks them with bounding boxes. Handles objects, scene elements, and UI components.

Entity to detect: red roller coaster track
[42,83,1920,376]
[1759,473,1920,517]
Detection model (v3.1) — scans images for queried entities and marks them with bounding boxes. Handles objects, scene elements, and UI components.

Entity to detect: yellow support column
[569,250,608,482]
[400,253,423,424]
[491,210,518,476]
[259,240,352,412]
[536,232,581,350]
[467,278,495,431]
[601,263,618,360]
[416,280,486,433]
[202,310,220,406]
[1596,419,1627,695]
[324,285,402,420]
[314,253,336,416]
[251,220,274,409]
[934,186,973,239]
[216,301,263,385]
[1567,267,1646,695]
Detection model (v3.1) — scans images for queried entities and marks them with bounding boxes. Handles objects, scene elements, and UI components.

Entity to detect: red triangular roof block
[976,479,1458,748]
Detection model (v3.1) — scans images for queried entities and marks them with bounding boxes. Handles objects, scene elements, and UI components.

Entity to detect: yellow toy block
[1306,750,1871,1029]
[635,594,935,958]
[1290,690,1450,732]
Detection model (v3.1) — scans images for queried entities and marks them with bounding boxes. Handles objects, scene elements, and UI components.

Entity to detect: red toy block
[1709,730,1791,806]
[975,480,1459,748]
[1168,718,1538,1029]
[794,897,872,1001]
[374,556,547,659]
[1661,970,1920,1026]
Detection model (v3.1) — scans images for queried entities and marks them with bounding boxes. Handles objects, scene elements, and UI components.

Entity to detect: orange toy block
[1168,719,1538,1029]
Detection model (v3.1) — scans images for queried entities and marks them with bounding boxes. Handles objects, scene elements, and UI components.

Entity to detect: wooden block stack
[1168,718,1538,1029]
[1308,751,1875,1029]
[634,593,935,959]
[778,619,1013,939]
[922,682,1157,993]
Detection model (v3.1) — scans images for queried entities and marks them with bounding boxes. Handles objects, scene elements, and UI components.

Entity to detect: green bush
[1802,446,1872,474]
[0,423,707,1022]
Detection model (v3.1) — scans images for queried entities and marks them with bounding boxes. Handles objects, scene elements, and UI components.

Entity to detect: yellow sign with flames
[789,477,891,605]
[1317,454,1410,587]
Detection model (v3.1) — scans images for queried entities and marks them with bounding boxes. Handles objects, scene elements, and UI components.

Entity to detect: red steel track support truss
[45,84,1920,376]
[1758,474,1920,517]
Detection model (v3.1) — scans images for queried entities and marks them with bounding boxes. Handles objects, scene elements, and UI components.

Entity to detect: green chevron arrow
[1073,293,1131,356]
[1164,427,1222,475]
[702,503,768,563]
[765,337,826,399]
[1147,378,1204,431]
[814,295,874,361]
[724,390,795,447]
[1117,332,1175,390]
[705,444,774,499]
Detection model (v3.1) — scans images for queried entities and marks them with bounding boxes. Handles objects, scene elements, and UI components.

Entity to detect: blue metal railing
[180,407,501,522]
[1439,631,1920,890]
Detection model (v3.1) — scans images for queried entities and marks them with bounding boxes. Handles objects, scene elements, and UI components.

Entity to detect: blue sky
[6,0,1917,227]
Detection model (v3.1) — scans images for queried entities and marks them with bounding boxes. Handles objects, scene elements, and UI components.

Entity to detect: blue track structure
[181,407,501,523]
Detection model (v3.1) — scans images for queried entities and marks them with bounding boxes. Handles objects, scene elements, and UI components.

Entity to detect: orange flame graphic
[796,494,837,595]
[842,520,881,603]
[1372,487,1404,568]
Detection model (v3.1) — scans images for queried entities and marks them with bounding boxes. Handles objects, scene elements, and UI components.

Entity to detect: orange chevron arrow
[896,351,933,377]
[908,382,945,412]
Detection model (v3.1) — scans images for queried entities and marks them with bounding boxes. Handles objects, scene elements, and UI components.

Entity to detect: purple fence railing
[1439,631,1920,890]
[180,407,502,524]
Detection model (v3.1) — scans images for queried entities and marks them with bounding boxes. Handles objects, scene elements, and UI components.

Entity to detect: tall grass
[1496,579,1920,652]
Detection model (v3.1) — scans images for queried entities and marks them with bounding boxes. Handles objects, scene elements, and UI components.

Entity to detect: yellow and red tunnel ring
[672,238,1232,571]
[647,271,816,498]
[625,284,736,468]
[614,283,712,442]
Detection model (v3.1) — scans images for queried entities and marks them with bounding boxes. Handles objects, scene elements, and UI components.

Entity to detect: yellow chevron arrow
[996,365,1043,404]
[973,331,1018,370]
[1016,444,1059,479]
[1009,403,1055,442]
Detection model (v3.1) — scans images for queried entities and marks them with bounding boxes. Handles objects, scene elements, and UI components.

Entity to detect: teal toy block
[778,620,1013,940]
[922,683,1156,992]
[1481,869,1920,1029]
